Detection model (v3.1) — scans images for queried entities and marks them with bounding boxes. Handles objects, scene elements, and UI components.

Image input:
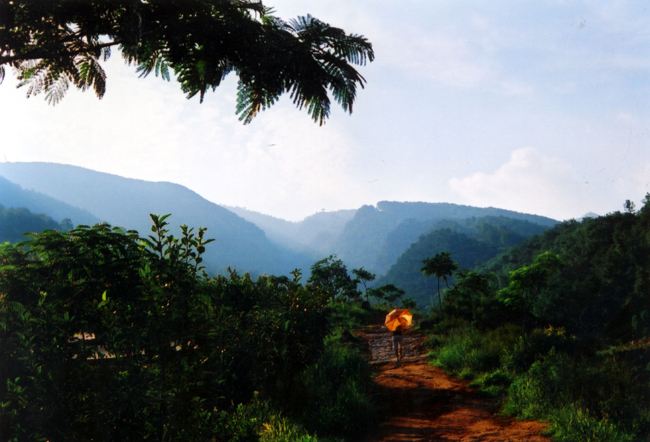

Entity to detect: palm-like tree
[1,2,373,124]
[421,252,458,309]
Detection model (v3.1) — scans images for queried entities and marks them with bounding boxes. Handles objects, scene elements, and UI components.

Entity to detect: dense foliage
[426,195,650,440]
[0,205,71,243]
[0,0,373,124]
[379,215,549,306]
[0,215,377,441]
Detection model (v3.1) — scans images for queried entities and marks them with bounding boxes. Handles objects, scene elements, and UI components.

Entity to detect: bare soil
[358,325,550,442]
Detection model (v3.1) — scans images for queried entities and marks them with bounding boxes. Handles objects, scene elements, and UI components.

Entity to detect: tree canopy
[0,0,374,124]
[421,251,458,309]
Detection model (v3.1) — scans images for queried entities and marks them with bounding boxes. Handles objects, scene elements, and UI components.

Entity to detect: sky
[1,0,649,221]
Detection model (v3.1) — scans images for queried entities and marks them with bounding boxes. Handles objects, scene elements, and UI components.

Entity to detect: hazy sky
[1,0,649,221]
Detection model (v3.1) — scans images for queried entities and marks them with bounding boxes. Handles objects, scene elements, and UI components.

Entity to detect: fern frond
[236,80,280,124]
[156,57,170,81]
[44,74,70,105]
[289,16,374,66]
[75,56,106,98]
[317,53,365,112]
[100,46,111,62]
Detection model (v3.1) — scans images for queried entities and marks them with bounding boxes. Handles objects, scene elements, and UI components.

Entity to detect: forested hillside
[480,201,650,340]
[233,201,556,278]
[426,196,650,440]
[331,201,556,274]
[0,205,71,242]
[379,217,549,305]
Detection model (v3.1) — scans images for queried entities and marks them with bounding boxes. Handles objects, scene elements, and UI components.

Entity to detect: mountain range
[0,162,558,299]
[0,162,310,275]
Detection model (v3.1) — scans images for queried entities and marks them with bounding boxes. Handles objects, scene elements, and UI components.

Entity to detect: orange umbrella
[385,308,413,332]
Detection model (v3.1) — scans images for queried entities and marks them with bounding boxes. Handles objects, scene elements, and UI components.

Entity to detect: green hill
[0,205,70,242]
[481,203,650,339]
[378,217,550,306]
[332,201,556,274]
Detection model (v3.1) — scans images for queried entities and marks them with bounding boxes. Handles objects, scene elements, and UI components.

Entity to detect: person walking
[392,324,404,365]
[385,308,412,366]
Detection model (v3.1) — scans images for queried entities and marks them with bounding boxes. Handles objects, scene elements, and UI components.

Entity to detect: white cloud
[449,148,595,219]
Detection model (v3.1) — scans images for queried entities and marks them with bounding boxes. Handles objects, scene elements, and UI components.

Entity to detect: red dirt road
[359,326,549,442]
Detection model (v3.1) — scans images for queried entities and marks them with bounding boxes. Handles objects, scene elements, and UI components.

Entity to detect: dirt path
[359,326,549,442]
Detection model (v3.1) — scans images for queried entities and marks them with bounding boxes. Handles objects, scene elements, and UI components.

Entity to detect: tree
[0,1,374,124]
[421,251,458,309]
[443,271,504,326]
[498,251,562,328]
[370,283,405,305]
[624,199,636,214]
[308,255,358,301]
[352,267,375,302]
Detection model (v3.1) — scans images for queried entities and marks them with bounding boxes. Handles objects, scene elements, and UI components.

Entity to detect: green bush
[504,350,647,440]
[470,368,513,397]
[215,397,319,442]
[0,219,333,441]
[502,326,574,373]
[294,334,376,438]
[433,325,519,378]
[258,414,319,442]
[550,405,635,442]
[504,350,574,418]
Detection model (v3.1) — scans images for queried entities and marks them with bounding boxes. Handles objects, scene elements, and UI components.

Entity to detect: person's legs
[393,335,403,365]
[392,335,398,359]
[395,336,402,362]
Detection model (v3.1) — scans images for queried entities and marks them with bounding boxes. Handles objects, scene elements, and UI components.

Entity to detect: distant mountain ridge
[377,216,551,305]
[0,162,558,281]
[329,201,556,274]
[231,200,557,279]
[0,176,98,225]
[227,206,356,256]
[0,162,310,275]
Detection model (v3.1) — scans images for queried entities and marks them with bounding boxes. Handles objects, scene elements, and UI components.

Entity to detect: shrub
[470,368,513,397]
[0,220,332,440]
[258,415,319,442]
[215,398,319,442]
[294,334,376,438]
[502,326,574,373]
[504,350,574,418]
[550,405,635,442]
[433,325,519,378]
[504,350,646,440]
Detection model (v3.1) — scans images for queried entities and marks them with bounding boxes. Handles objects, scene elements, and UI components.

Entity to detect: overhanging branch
[0,40,121,65]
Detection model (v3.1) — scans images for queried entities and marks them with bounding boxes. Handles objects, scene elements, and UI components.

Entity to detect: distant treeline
[0,205,71,242]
